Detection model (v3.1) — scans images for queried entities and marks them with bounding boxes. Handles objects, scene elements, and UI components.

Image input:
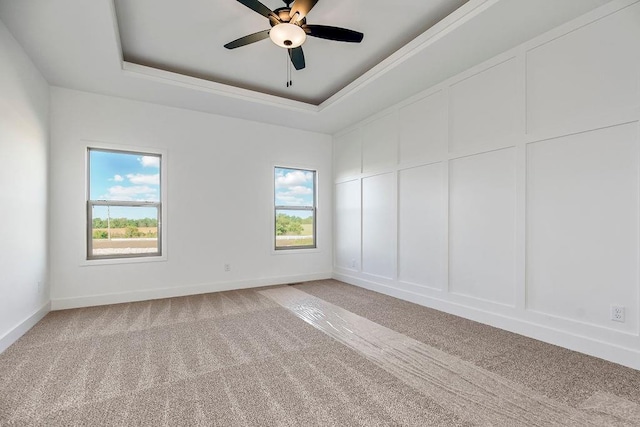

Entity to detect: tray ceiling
[114,0,469,105]
[0,0,614,133]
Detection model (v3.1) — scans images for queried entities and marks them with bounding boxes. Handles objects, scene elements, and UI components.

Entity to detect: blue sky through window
[90,150,160,219]
[275,167,314,219]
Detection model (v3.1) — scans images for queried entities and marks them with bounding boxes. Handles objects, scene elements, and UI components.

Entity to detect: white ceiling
[0,0,613,134]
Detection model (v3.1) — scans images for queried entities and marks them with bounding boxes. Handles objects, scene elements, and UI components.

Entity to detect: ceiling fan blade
[289,0,318,23]
[236,0,279,21]
[304,25,364,43]
[224,29,271,49]
[288,47,306,70]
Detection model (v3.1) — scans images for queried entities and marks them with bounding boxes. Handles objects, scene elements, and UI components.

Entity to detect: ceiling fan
[224,0,364,72]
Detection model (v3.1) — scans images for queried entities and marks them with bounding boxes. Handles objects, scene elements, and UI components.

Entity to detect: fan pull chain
[286,51,292,88]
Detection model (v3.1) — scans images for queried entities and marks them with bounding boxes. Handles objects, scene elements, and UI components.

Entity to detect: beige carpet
[1,279,639,426]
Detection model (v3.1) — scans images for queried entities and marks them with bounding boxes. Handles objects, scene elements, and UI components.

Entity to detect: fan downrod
[283,0,293,7]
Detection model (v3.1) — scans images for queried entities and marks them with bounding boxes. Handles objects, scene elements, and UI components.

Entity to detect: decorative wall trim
[332,0,640,371]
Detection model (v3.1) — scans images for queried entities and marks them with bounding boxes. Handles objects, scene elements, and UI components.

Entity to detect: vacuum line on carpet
[259,286,639,426]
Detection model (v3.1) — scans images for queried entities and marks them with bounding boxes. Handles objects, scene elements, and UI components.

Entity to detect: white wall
[0,19,50,352]
[333,0,640,370]
[49,88,332,309]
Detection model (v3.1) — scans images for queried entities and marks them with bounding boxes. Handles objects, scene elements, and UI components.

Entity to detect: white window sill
[271,247,321,255]
[80,254,167,267]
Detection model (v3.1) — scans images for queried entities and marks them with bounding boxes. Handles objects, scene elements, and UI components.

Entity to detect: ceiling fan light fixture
[269,23,306,48]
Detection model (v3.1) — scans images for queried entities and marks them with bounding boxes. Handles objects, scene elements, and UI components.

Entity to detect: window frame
[274,166,317,251]
[86,147,163,261]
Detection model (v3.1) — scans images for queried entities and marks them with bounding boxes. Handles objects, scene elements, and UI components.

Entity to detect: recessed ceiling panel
[114,0,469,105]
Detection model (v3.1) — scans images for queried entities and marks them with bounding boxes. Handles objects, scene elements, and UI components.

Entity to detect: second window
[274,167,316,250]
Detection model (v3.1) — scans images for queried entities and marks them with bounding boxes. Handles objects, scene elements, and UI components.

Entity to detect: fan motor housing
[271,8,306,26]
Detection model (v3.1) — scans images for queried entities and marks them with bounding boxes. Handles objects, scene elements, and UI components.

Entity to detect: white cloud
[126,173,159,185]
[287,185,312,195]
[102,185,158,201]
[138,156,160,168]
[275,187,312,205]
[112,174,124,182]
[274,170,314,205]
[275,170,312,189]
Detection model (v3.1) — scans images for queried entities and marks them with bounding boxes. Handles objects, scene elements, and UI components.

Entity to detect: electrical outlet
[37,281,42,293]
[611,305,625,323]
[350,259,357,268]
[224,263,231,272]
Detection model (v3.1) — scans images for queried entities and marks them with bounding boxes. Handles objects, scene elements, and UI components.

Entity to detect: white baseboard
[50,272,333,310]
[0,301,51,354]
[333,272,640,371]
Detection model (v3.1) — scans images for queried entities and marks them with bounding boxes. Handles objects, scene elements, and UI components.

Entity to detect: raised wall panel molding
[526,122,640,334]
[362,112,399,174]
[526,2,640,135]
[398,163,445,290]
[334,128,362,181]
[449,57,520,154]
[334,180,362,271]
[362,173,397,279]
[332,0,640,370]
[447,142,518,162]
[448,148,517,307]
[399,90,446,166]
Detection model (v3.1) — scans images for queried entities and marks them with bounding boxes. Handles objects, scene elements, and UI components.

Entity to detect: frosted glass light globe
[270,23,306,48]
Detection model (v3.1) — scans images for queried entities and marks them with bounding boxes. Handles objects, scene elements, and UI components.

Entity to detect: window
[274,167,316,250]
[87,148,162,260]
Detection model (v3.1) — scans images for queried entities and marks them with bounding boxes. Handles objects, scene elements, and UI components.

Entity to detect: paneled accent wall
[449,147,517,307]
[332,0,640,369]
[398,164,445,290]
